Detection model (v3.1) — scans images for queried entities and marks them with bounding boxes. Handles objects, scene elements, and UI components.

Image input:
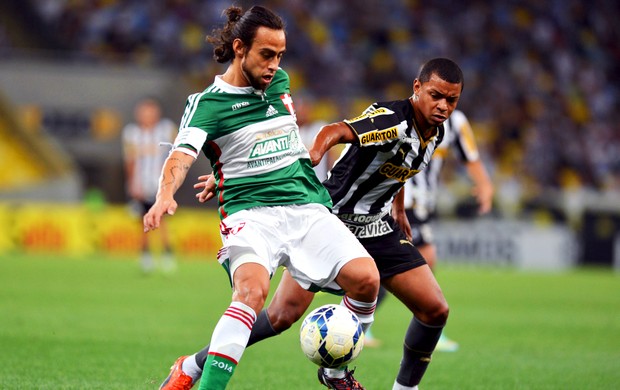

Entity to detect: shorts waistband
[337,210,389,225]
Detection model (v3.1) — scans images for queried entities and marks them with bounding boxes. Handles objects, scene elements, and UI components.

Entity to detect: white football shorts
[217,203,370,292]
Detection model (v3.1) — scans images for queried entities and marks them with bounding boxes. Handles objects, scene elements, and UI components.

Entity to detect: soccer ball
[299,304,365,368]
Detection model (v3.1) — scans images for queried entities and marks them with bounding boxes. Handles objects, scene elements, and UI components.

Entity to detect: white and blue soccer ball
[299,304,365,368]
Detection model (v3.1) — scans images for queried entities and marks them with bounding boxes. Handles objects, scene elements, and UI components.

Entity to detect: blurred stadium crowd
[4,0,620,212]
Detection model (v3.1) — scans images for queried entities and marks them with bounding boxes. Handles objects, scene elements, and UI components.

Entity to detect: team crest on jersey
[280,94,295,115]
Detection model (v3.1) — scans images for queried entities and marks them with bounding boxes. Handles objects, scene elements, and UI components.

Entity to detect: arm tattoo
[162,157,191,192]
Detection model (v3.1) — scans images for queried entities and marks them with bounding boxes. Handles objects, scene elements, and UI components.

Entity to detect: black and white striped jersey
[324,98,444,218]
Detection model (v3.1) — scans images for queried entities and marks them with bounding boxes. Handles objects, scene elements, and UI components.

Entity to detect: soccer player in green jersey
[143,6,379,390]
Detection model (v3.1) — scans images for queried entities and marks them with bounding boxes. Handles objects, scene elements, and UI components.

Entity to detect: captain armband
[173,126,207,159]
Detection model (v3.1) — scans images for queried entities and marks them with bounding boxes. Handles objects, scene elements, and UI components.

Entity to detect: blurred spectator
[122,96,176,274]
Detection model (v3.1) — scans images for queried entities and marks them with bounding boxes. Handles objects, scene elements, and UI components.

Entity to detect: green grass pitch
[1,254,619,389]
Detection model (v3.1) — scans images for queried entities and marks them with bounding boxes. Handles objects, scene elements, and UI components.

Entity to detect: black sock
[194,309,278,370]
[396,317,444,387]
[376,285,389,308]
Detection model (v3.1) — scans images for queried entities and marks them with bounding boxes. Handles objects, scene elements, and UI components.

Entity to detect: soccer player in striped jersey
[122,96,177,273]
[145,6,379,390]
[189,58,464,390]
[403,109,494,352]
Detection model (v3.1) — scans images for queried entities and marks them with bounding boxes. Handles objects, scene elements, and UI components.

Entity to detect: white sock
[341,295,377,333]
[208,302,256,363]
[324,367,346,379]
[393,380,418,390]
[182,354,202,379]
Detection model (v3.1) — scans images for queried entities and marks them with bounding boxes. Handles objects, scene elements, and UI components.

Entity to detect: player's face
[240,27,286,91]
[413,74,462,128]
[135,101,161,129]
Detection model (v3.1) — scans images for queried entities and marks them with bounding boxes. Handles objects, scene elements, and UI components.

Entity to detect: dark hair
[207,5,285,63]
[418,58,464,91]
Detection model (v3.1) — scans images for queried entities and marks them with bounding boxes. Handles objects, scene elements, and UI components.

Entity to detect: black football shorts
[355,215,427,280]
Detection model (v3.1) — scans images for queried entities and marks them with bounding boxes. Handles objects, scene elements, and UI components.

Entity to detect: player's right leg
[187,208,280,390]
[160,265,269,390]
[160,270,315,389]
[197,262,269,390]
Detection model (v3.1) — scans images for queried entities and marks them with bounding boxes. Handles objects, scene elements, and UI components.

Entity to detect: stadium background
[0,0,619,266]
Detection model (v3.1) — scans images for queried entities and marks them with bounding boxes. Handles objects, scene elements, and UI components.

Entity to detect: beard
[241,59,268,91]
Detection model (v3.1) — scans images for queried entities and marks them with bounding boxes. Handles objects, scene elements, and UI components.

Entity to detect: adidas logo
[265,105,278,117]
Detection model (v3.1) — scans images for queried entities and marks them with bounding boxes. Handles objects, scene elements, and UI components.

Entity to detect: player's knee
[350,268,381,301]
[426,299,449,326]
[233,285,269,314]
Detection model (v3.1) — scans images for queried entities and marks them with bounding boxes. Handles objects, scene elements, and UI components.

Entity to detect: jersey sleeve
[343,103,402,147]
[450,110,480,162]
[173,93,209,158]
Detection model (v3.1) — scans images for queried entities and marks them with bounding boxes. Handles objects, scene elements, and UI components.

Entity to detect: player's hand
[143,198,177,232]
[308,148,323,167]
[393,210,413,242]
[391,203,412,241]
[194,174,216,203]
[473,182,494,215]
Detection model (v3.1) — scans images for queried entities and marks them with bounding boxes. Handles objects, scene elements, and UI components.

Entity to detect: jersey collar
[214,75,263,96]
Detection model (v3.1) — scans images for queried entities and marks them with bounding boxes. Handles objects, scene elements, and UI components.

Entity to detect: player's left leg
[382,264,448,389]
[417,242,459,352]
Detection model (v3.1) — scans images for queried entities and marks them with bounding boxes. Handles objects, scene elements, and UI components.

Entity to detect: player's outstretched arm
[308,122,356,167]
[466,159,494,215]
[143,151,195,232]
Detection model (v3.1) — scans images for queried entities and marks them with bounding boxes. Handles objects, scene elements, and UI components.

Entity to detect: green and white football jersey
[174,68,331,219]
